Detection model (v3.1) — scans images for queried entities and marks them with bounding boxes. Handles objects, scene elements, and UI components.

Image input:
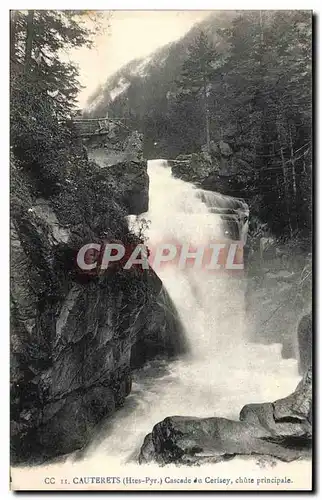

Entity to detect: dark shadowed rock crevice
[139,368,312,466]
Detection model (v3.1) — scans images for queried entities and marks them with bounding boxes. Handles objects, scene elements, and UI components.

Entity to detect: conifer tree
[176,30,218,152]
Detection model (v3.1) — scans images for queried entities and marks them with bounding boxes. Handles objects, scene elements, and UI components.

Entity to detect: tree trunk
[203,75,211,153]
[10,11,18,65]
[288,124,299,231]
[278,129,293,238]
[24,10,34,73]
[289,125,297,198]
[259,10,264,44]
[280,147,293,238]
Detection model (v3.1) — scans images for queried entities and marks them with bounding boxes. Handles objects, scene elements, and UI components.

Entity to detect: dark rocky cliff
[10,131,185,464]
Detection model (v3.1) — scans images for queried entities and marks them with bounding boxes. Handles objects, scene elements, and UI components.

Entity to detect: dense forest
[10,11,102,196]
[86,11,312,242]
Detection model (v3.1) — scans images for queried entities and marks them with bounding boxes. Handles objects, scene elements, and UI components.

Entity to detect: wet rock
[139,369,312,465]
[31,199,70,245]
[122,130,144,163]
[170,144,252,199]
[171,153,213,183]
[139,433,157,464]
[218,140,233,157]
[131,286,188,369]
[97,160,149,215]
[297,313,312,375]
[273,366,312,425]
[37,386,116,459]
[10,144,180,464]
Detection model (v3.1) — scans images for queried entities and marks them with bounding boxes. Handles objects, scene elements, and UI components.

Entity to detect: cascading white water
[140,160,248,357]
[71,159,300,466]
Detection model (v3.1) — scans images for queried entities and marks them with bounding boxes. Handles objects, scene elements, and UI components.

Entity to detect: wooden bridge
[71,117,128,138]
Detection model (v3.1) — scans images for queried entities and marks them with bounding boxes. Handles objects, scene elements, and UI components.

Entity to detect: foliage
[11,10,98,111]
[10,9,148,252]
[218,11,312,239]
[10,10,101,195]
[88,11,312,241]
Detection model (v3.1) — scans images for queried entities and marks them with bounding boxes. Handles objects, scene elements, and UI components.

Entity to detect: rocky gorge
[10,129,312,468]
[10,128,186,464]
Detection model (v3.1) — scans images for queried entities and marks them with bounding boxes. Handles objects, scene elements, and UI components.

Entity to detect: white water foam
[75,159,300,466]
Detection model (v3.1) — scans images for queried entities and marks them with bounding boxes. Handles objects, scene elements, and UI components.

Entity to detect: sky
[66,11,212,108]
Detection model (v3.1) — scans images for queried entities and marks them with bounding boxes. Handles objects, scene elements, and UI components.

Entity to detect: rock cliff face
[85,130,149,215]
[10,131,184,464]
[87,129,149,215]
[139,367,312,465]
[170,142,252,198]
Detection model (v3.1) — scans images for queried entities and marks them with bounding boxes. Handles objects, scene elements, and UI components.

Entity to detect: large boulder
[130,286,188,369]
[170,142,252,198]
[297,312,312,375]
[87,129,148,215]
[139,368,312,465]
[106,161,149,215]
[170,152,213,184]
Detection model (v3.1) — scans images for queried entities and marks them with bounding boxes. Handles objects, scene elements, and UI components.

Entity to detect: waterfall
[143,159,248,357]
[77,159,300,466]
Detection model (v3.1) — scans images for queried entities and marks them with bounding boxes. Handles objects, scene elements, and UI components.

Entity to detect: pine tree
[176,30,218,153]
[216,10,312,238]
[10,10,101,194]
[10,10,98,115]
